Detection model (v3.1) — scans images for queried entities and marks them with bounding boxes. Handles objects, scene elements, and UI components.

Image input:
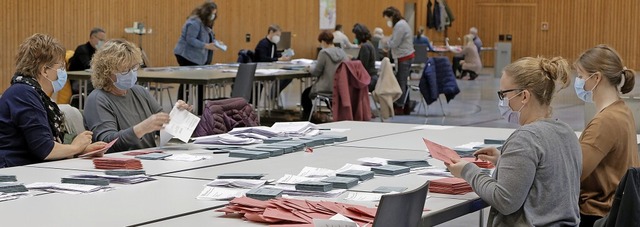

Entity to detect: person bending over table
[0,34,106,168]
[446,56,582,226]
[573,45,640,227]
[450,34,482,80]
[301,31,348,120]
[84,40,192,153]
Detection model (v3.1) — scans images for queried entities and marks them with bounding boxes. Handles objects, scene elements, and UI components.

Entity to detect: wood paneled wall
[0,0,402,92]
[2,0,640,92]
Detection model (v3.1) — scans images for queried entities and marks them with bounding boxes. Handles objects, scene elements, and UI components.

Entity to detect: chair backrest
[373,181,430,227]
[237,49,255,63]
[231,63,257,102]
[57,104,84,143]
[414,44,429,64]
[599,167,640,227]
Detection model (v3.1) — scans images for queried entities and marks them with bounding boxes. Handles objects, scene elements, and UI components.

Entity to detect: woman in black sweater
[352,23,378,92]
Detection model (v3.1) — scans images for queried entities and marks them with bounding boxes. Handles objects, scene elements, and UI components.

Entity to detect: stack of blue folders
[295,181,333,192]
[371,165,411,176]
[245,188,283,201]
[217,173,265,180]
[61,177,110,186]
[321,176,358,189]
[0,183,28,193]
[336,170,375,181]
[387,159,431,168]
[244,147,284,157]
[229,150,270,160]
[0,174,17,183]
[105,169,146,176]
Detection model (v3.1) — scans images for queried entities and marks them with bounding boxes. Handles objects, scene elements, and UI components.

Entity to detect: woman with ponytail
[574,45,640,227]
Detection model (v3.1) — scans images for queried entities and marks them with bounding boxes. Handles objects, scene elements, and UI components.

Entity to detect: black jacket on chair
[595,167,640,227]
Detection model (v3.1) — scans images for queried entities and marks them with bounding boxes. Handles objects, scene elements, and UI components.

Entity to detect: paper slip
[69,174,151,184]
[163,154,211,162]
[321,128,351,132]
[412,125,454,130]
[357,157,389,166]
[229,126,283,137]
[222,69,238,73]
[232,133,269,140]
[26,182,113,194]
[0,192,30,202]
[79,138,118,159]
[160,105,201,146]
[344,192,383,202]
[423,138,461,164]
[206,179,266,189]
[455,142,484,150]
[282,48,295,57]
[276,174,322,185]
[291,58,315,65]
[265,185,346,198]
[256,69,288,75]
[298,167,336,178]
[193,133,261,145]
[196,186,249,200]
[214,40,227,52]
[314,214,359,227]
[335,164,371,173]
[415,168,453,177]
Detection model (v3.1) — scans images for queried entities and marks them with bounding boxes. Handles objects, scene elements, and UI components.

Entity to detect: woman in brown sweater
[574,45,640,227]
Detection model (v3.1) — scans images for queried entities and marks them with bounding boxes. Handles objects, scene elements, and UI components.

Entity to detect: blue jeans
[394,58,413,107]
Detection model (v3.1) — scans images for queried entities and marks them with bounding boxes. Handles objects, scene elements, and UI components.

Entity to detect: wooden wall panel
[0,0,403,92]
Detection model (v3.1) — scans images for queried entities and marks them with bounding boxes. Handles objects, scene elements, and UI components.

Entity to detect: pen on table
[319,128,331,131]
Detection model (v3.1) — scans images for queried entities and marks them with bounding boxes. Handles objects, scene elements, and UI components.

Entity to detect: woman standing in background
[174,1,220,115]
[382,6,415,115]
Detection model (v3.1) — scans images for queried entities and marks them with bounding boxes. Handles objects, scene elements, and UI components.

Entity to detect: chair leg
[438,96,446,116]
[308,98,317,122]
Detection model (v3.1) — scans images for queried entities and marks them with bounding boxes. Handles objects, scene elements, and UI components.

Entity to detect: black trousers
[175,54,205,115]
[580,214,603,227]
[300,87,313,120]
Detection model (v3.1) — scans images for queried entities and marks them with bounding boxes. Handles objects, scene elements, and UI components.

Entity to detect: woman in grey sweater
[382,6,414,110]
[447,56,582,226]
[301,31,347,120]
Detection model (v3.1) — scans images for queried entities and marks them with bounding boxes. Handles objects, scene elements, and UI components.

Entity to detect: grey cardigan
[173,16,214,65]
[309,47,347,98]
[388,19,414,59]
[461,119,582,226]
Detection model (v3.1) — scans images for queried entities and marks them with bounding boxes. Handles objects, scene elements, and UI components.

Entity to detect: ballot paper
[423,138,461,164]
[335,163,372,173]
[291,58,315,65]
[344,192,383,202]
[163,154,212,162]
[282,48,295,57]
[206,179,267,189]
[78,138,118,159]
[357,157,389,166]
[0,192,30,202]
[255,69,288,75]
[68,174,152,184]
[193,133,261,145]
[411,125,454,130]
[271,121,320,137]
[229,126,284,138]
[415,168,454,177]
[264,184,345,198]
[297,167,336,178]
[454,142,484,150]
[313,213,359,227]
[160,105,201,146]
[214,40,227,52]
[276,174,322,185]
[196,186,249,200]
[26,182,114,194]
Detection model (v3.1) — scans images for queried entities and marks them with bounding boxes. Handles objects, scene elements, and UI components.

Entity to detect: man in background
[68,27,106,106]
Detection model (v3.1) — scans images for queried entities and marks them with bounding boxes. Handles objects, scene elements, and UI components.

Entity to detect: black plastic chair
[373,181,430,227]
[594,167,640,227]
[230,63,257,103]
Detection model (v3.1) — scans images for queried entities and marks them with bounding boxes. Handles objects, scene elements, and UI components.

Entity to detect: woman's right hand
[204,43,217,51]
[135,113,170,136]
[473,147,500,165]
[71,131,93,152]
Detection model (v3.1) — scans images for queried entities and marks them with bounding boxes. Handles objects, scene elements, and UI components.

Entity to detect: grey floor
[152,67,640,226]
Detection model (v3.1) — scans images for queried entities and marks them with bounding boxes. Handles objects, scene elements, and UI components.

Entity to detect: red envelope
[244,212,282,223]
[262,207,308,223]
[423,138,461,164]
[79,138,119,159]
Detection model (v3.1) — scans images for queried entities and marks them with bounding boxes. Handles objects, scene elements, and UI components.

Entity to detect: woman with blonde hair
[446,56,582,226]
[0,34,106,167]
[84,39,190,152]
[452,34,482,80]
[574,45,640,227]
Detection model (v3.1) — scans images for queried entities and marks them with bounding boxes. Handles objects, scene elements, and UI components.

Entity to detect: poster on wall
[319,0,336,30]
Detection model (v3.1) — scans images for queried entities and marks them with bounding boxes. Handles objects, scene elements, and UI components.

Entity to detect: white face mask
[387,20,393,28]
[210,13,216,21]
[270,35,281,44]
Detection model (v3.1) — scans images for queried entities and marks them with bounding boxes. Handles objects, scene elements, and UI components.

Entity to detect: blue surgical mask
[46,68,67,93]
[574,73,598,103]
[498,92,524,125]
[114,70,138,90]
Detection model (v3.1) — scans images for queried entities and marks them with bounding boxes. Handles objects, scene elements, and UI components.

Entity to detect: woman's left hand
[445,158,470,178]
[175,100,193,112]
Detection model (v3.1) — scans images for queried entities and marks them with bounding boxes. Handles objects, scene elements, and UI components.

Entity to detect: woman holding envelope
[84,39,192,153]
[445,56,582,226]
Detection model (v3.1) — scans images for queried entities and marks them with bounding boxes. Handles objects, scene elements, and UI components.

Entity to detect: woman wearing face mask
[84,40,192,153]
[382,6,415,115]
[0,34,107,168]
[173,1,219,115]
[573,45,640,227]
[352,23,377,92]
[446,57,582,226]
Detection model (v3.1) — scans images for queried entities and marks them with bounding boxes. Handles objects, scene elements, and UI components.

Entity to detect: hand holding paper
[422,138,460,164]
[159,104,201,146]
[79,138,119,159]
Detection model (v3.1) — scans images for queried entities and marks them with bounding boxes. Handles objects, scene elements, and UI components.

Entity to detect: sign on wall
[319,0,336,30]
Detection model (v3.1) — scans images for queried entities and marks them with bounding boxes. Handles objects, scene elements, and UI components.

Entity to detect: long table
[1,121,509,226]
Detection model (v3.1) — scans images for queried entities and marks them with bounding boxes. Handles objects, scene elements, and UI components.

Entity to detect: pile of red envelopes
[93,157,143,170]
[216,196,377,226]
[461,157,495,169]
[429,177,473,195]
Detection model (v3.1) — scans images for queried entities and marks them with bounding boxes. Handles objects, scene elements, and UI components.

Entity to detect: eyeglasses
[116,66,139,76]
[47,62,66,70]
[497,89,524,101]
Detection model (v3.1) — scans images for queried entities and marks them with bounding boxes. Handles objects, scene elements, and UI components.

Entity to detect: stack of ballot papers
[256,69,288,75]
[67,174,152,184]
[297,166,336,178]
[370,165,411,176]
[216,197,377,226]
[0,182,28,193]
[269,174,345,198]
[93,157,143,170]
[0,191,30,202]
[387,159,431,168]
[229,126,284,138]
[335,163,372,173]
[206,179,267,189]
[462,157,495,169]
[197,186,250,200]
[290,58,315,65]
[245,188,283,201]
[416,168,454,177]
[164,154,212,162]
[26,182,113,194]
[193,133,261,145]
[270,122,320,137]
[357,157,389,166]
[0,174,18,182]
[429,177,473,195]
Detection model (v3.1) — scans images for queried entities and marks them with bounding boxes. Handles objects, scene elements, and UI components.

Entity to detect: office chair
[372,181,430,227]
[231,63,258,102]
[594,167,640,227]
[413,44,430,65]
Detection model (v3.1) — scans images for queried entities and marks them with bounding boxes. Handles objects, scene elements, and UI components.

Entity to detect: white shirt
[332,31,357,48]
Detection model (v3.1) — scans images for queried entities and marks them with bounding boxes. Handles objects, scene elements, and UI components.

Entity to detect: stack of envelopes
[429,177,473,195]
[92,157,143,170]
[216,197,377,226]
[462,157,495,169]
